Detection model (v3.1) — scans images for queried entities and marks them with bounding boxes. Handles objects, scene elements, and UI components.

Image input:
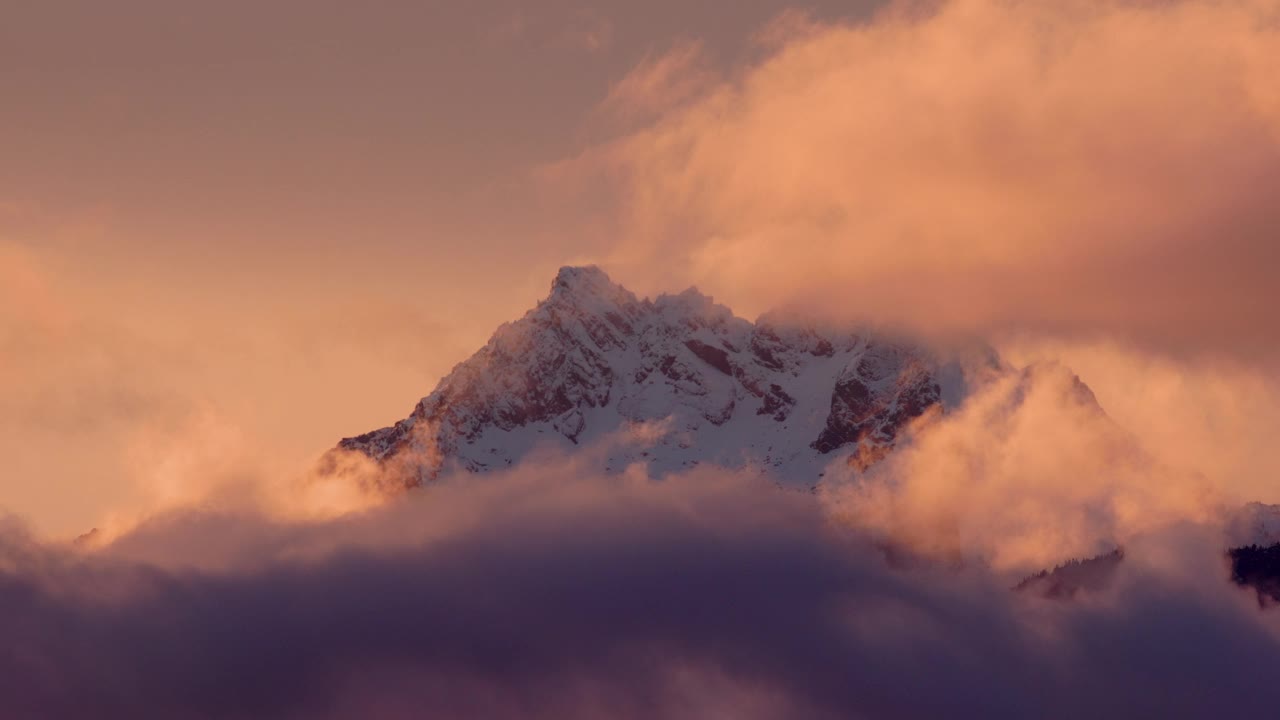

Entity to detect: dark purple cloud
[1,472,1278,718]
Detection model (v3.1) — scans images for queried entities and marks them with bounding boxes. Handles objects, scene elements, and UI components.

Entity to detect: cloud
[553,0,1280,580]
[0,464,1276,718]
[820,359,1231,572]
[1001,338,1280,507]
[600,41,717,122]
[584,0,1280,359]
[0,238,470,537]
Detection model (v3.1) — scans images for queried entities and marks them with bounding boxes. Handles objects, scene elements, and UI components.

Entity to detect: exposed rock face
[336,266,997,490]
[812,344,941,454]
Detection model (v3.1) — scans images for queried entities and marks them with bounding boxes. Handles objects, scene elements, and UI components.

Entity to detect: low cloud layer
[3,465,1279,719]
[589,0,1280,359]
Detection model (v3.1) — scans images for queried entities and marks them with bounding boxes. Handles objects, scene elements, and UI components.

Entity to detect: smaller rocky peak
[1015,361,1105,415]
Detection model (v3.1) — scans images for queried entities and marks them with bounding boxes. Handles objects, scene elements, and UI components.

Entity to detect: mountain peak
[546,265,638,313]
[551,264,614,294]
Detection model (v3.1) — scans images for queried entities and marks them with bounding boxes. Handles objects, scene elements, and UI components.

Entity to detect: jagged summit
[553,263,610,288]
[336,266,1004,490]
[546,265,730,327]
[547,265,638,308]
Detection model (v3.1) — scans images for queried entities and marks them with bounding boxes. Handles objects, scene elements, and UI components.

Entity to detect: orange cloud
[601,41,717,122]
[546,0,1280,575]
[588,0,1280,359]
[819,359,1224,572]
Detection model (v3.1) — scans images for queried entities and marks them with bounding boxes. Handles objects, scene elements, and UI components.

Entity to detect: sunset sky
[4,3,1280,715]
[7,0,1279,538]
[6,0,1279,537]
[4,0,898,534]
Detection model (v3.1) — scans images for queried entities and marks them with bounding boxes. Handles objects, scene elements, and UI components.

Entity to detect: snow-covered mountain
[335,265,1004,490]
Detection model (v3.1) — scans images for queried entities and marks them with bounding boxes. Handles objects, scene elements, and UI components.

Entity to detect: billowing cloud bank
[592,0,1280,357]
[4,466,1280,719]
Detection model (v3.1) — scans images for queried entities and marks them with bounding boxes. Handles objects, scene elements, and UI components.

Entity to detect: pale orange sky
[4,0,1280,537]
[0,0,886,535]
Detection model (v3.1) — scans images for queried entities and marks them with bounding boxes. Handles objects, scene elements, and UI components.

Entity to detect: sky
[0,0,1276,524]
[3,0,893,535]
[6,0,1280,539]
[5,1,1280,715]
